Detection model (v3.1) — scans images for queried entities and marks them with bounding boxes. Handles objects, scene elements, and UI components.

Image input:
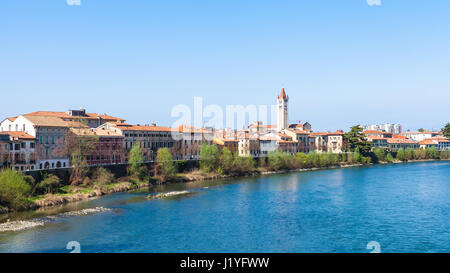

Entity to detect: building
[277,88,289,132]
[401,131,441,142]
[363,124,402,134]
[366,136,389,149]
[0,131,37,171]
[276,133,297,155]
[309,131,345,153]
[0,134,10,168]
[172,125,214,160]
[285,128,312,153]
[386,138,419,151]
[363,130,393,138]
[213,138,239,154]
[99,122,175,162]
[237,133,260,157]
[419,137,450,151]
[68,128,125,166]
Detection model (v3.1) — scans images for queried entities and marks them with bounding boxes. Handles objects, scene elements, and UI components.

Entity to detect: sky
[1,0,449,132]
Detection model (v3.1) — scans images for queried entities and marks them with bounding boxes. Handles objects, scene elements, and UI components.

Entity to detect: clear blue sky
[1,0,449,132]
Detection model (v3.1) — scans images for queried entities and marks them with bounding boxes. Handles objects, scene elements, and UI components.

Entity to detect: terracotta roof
[70,128,122,137]
[24,111,125,122]
[23,115,71,127]
[112,124,172,132]
[0,131,35,140]
[367,136,387,140]
[392,134,407,139]
[310,132,344,137]
[286,128,310,135]
[419,139,438,145]
[362,130,387,135]
[386,138,417,144]
[278,88,288,100]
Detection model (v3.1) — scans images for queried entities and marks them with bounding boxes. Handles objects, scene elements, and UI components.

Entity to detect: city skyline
[1,0,449,131]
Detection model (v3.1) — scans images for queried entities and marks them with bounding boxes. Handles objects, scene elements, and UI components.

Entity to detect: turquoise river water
[0,161,449,253]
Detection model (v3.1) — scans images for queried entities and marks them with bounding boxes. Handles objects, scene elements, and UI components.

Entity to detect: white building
[401,131,440,142]
[363,124,402,134]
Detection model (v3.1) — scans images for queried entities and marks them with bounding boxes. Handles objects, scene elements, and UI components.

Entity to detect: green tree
[128,143,144,177]
[405,148,414,161]
[418,128,426,132]
[92,167,115,187]
[219,147,234,174]
[0,169,31,210]
[386,153,394,162]
[344,125,372,155]
[156,148,177,182]
[199,144,219,173]
[442,123,450,138]
[38,174,61,194]
[396,148,406,161]
[373,148,386,163]
[426,147,438,159]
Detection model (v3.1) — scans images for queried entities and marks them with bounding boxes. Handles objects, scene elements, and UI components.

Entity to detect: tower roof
[278,88,288,100]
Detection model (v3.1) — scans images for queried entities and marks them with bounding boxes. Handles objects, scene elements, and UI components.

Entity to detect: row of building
[1,89,448,172]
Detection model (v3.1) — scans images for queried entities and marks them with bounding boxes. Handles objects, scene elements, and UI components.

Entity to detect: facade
[309,132,345,153]
[277,88,289,132]
[363,130,393,138]
[213,138,239,154]
[99,123,175,162]
[68,128,125,166]
[419,137,450,151]
[0,131,37,171]
[367,136,389,149]
[386,138,419,151]
[276,134,297,155]
[285,128,311,153]
[363,124,402,134]
[172,125,214,160]
[401,131,440,142]
[237,133,260,157]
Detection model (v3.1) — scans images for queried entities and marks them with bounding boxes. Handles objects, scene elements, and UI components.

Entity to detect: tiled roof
[419,139,438,145]
[70,128,123,137]
[0,131,35,140]
[286,128,310,135]
[113,124,172,132]
[23,115,71,127]
[24,111,125,122]
[386,138,417,144]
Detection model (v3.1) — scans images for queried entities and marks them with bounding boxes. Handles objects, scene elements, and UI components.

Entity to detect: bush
[396,148,406,161]
[199,144,220,173]
[37,174,61,194]
[156,148,177,182]
[373,148,386,163]
[0,169,32,210]
[92,167,115,187]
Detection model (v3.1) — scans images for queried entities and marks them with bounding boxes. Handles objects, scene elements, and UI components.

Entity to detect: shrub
[156,148,177,182]
[0,169,32,210]
[199,144,220,173]
[92,167,115,187]
[38,174,61,194]
[396,148,406,161]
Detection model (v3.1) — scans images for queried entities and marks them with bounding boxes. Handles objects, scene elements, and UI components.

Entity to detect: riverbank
[1,158,448,216]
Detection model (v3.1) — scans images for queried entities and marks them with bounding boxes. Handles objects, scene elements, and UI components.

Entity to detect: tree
[442,123,450,138]
[156,148,176,182]
[92,167,115,187]
[128,143,144,177]
[219,147,234,174]
[344,125,372,155]
[405,148,414,161]
[0,169,31,210]
[373,148,386,163]
[426,147,438,159]
[386,153,394,162]
[38,174,61,194]
[199,144,219,173]
[418,128,426,132]
[396,148,405,161]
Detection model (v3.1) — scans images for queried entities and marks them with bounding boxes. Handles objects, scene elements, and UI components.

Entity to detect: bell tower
[277,88,289,131]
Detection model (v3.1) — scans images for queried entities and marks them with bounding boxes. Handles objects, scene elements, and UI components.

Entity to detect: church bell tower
[277,88,289,132]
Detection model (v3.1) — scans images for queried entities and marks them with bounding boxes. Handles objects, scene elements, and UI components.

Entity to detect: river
[0,161,449,253]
